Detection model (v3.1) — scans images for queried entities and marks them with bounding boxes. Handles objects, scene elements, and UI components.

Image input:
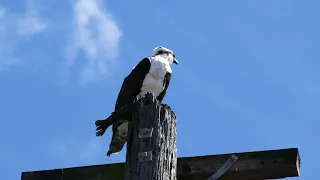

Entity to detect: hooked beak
[173,58,179,65]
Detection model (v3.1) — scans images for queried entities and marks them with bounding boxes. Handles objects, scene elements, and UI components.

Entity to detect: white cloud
[17,13,47,37]
[64,0,122,84]
[0,6,22,71]
[1,0,121,83]
[0,2,47,71]
[17,0,47,37]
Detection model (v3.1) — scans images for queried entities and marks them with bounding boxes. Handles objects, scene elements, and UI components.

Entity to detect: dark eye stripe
[158,50,165,54]
[157,50,175,58]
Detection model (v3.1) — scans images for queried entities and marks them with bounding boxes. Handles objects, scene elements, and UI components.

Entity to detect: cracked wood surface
[125,93,177,180]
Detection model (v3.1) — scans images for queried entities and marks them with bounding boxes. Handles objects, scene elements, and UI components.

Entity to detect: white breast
[139,56,172,97]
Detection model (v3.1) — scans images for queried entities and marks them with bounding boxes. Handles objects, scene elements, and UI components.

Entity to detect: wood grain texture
[177,148,300,180]
[125,92,177,180]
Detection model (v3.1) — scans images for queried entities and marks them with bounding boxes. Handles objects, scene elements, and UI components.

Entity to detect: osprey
[95,46,178,156]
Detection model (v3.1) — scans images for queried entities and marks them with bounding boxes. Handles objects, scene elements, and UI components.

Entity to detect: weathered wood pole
[125,92,177,180]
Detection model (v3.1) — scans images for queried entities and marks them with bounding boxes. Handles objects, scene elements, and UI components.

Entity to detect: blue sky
[0,0,318,179]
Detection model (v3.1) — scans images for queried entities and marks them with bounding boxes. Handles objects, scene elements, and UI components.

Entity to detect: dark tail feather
[107,150,112,157]
[95,114,114,136]
[95,106,130,137]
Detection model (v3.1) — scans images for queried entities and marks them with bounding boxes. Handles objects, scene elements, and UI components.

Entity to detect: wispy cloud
[64,0,122,85]
[1,0,121,84]
[0,2,47,71]
[0,6,22,71]
[16,0,47,37]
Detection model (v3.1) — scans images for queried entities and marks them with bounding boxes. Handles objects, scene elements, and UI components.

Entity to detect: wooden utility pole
[125,92,177,180]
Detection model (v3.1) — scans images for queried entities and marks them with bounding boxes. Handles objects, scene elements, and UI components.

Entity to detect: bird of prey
[95,46,178,156]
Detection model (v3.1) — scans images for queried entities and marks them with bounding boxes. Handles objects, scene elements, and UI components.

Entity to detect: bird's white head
[153,46,178,65]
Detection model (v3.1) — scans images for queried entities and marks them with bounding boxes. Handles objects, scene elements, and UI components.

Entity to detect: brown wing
[112,58,151,134]
[114,57,151,111]
[157,72,172,103]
